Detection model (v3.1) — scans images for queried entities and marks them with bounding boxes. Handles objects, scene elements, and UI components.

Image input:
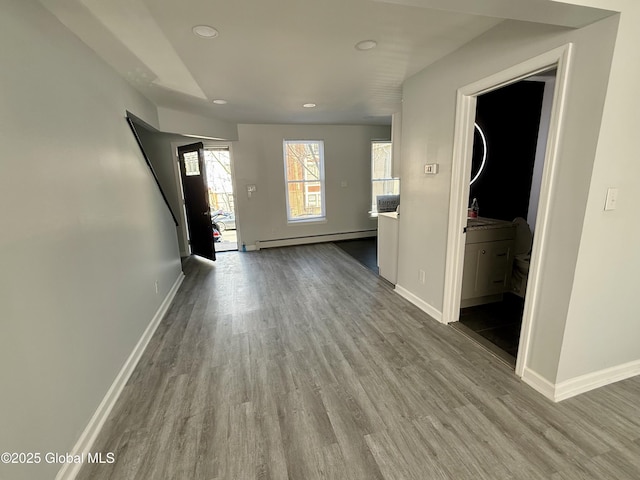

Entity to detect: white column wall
[550,0,640,383]
[397,16,618,382]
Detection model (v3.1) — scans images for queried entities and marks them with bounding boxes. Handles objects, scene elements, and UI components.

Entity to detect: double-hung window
[371,141,400,213]
[283,140,325,222]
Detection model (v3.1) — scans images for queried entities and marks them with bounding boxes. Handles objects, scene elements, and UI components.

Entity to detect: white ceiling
[39,0,613,126]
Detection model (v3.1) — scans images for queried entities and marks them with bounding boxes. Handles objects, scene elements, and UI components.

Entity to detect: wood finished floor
[333,237,378,274]
[78,243,640,480]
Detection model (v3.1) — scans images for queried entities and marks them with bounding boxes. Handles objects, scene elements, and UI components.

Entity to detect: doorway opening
[177,142,216,261]
[204,147,238,252]
[453,72,556,367]
[442,43,574,376]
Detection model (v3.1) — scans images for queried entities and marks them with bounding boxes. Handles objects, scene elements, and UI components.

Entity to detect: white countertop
[467,216,513,231]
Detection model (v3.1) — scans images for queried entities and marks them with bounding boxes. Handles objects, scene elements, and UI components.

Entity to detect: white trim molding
[394,284,444,323]
[555,359,640,402]
[171,141,191,256]
[521,367,557,402]
[440,44,575,382]
[515,44,574,378]
[56,272,185,480]
[522,360,640,402]
[255,230,376,250]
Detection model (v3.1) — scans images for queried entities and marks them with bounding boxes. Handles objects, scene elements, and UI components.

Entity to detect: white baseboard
[554,359,640,402]
[56,272,185,480]
[256,230,376,250]
[521,359,640,402]
[394,284,444,324]
[245,244,258,251]
[521,367,557,402]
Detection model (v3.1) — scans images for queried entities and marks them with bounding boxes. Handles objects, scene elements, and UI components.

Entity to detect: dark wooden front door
[178,142,215,261]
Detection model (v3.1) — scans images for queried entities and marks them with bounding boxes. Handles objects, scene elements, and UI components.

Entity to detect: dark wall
[469,81,546,222]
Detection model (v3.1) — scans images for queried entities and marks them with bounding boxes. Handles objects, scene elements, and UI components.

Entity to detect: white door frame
[203,142,242,249]
[441,43,574,377]
[171,141,242,255]
[171,141,193,256]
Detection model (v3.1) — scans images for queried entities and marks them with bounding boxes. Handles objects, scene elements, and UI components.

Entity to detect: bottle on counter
[469,198,479,218]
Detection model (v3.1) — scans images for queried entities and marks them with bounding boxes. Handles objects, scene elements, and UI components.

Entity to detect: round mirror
[470,123,487,186]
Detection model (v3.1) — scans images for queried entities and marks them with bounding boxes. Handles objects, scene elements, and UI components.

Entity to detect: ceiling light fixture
[192,25,219,38]
[303,103,316,108]
[355,40,377,51]
[212,99,227,105]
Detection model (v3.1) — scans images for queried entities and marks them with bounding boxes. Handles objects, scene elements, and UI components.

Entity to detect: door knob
[203,211,210,216]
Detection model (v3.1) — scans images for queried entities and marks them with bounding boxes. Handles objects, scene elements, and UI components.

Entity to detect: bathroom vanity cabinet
[461,218,516,307]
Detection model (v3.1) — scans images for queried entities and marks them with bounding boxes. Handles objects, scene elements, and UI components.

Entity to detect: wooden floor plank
[76,244,640,480]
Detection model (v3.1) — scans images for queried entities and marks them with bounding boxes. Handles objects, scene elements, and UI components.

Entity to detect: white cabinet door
[462,239,514,300]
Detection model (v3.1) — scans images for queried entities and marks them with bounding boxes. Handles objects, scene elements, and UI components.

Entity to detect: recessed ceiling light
[303,103,316,108]
[193,25,219,38]
[212,99,227,105]
[355,40,377,51]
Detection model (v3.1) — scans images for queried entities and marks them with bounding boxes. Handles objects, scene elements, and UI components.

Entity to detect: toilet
[511,217,533,298]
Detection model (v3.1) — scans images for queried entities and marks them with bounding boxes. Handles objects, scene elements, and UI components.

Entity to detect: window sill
[287,218,327,225]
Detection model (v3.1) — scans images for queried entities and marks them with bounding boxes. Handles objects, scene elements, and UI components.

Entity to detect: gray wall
[157,107,239,141]
[555,0,640,384]
[141,124,392,253]
[0,2,182,479]
[398,16,618,383]
[233,124,391,248]
[135,128,191,255]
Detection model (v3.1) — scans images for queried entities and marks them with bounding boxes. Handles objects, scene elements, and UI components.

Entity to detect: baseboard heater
[255,229,376,250]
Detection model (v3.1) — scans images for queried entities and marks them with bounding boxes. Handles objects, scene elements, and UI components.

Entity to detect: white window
[371,141,400,213]
[283,140,325,222]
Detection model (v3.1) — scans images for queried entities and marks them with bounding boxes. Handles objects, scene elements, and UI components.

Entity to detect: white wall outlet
[604,187,618,211]
[419,269,426,284]
[424,163,439,175]
[247,184,257,198]
[341,180,348,188]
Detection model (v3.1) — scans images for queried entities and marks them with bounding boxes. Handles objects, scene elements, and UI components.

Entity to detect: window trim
[371,141,399,214]
[283,140,326,223]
